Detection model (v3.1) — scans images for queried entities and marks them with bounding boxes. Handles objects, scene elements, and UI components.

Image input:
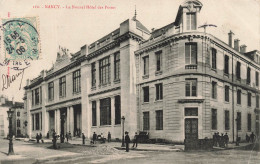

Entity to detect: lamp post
[7,108,14,155]
[121,116,125,147]
[60,112,66,143]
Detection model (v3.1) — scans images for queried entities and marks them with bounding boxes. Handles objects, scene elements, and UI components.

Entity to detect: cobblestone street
[0,138,259,164]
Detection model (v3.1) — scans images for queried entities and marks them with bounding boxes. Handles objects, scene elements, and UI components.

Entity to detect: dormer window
[186,13,196,30]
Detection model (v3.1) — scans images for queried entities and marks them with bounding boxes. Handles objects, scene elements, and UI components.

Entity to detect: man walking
[132,132,138,148]
[93,132,97,144]
[250,132,255,143]
[125,131,130,152]
[224,133,229,148]
[108,132,111,142]
[82,133,86,145]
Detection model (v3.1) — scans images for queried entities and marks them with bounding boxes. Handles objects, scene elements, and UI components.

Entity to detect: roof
[135,19,150,34]
[149,22,175,39]
[0,100,23,108]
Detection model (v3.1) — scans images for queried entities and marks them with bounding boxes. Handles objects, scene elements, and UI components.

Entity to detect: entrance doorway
[185,118,198,150]
[73,104,82,137]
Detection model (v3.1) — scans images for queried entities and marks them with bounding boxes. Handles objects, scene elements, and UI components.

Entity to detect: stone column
[56,109,60,135]
[111,96,115,126]
[54,110,57,132]
[69,106,74,135]
[67,107,70,134]
[39,112,42,131]
[97,100,100,126]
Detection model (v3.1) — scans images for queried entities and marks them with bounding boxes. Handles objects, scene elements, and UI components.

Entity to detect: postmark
[1,17,40,60]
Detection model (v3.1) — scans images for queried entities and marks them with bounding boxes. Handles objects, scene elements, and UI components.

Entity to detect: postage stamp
[1,17,41,60]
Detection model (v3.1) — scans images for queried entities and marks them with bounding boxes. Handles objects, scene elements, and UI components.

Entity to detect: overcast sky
[0,0,259,102]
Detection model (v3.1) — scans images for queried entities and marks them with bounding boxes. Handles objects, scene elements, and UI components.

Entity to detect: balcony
[185,64,197,70]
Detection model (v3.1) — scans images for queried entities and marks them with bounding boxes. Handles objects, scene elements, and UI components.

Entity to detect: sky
[0,0,259,102]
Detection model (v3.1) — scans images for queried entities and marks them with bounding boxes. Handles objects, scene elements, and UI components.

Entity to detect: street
[0,139,259,164]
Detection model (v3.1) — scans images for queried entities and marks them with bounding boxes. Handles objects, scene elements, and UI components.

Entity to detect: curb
[114,147,182,152]
[0,157,35,164]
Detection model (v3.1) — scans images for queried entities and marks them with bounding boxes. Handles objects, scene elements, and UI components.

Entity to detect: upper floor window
[32,90,34,106]
[143,56,149,75]
[256,71,259,86]
[114,52,120,80]
[225,85,229,102]
[99,56,110,85]
[91,62,96,87]
[155,51,162,72]
[212,48,217,70]
[237,89,241,105]
[248,114,251,131]
[236,61,241,80]
[17,112,20,117]
[155,83,163,100]
[143,86,149,102]
[185,43,197,66]
[186,13,196,30]
[73,70,81,93]
[212,81,217,99]
[48,82,54,101]
[185,79,197,97]
[59,76,66,97]
[247,67,251,84]
[248,92,251,107]
[224,55,229,75]
[35,88,40,105]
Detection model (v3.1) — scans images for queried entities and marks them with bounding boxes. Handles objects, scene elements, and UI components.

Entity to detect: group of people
[246,132,256,143]
[124,132,139,152]
[36,133,44,143]
[91,132,112,144]
[65,131,72,142]
[212,132,229,148]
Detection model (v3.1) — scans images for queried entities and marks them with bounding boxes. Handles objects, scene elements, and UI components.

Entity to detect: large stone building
[24,0,260,142]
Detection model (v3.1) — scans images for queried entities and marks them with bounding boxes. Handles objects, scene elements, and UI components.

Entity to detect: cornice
[88,87,121,97]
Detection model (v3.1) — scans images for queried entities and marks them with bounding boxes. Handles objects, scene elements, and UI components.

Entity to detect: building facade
[0,96,26,138]
[24,0,260,142]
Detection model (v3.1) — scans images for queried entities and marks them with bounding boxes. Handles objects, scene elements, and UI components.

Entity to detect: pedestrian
[47,131,49,139]
[125,131,130,152]
[216,132,220,147]
[101,133,105,143]
[82,133,85,145]
[36,133,40,143]
[250,132,255,143]
[224,133,229,148]
[132,132,138,148]
[69,131,72,140]
[213,133,217,146]
[39,133,44,143]
[108,132,111,142]
[53,132,58,149]
[93,132,97,144]
[66,132,69,143]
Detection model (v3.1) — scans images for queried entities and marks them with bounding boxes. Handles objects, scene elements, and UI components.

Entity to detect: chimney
[228,30,234,47]
[234,39,240,51]
[240,45,247,53]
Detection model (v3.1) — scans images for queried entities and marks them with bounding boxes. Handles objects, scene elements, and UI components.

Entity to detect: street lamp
[7,108,14,155]
[60,112,66,143]
[121,116,125,147]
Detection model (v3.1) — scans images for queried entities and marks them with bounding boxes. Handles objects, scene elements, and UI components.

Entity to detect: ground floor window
[100,98,111,125]
[92,101,97,126]
[237,112,241,130]
[115,96,121,125]
[211,109,217,130]
[224,110,230,130]
[36,113,40,130]
[143,112,150,130]
[248,114,251,131]
[156,110,163,130]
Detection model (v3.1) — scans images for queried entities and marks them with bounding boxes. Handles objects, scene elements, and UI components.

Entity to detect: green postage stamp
[1,17,41,60]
